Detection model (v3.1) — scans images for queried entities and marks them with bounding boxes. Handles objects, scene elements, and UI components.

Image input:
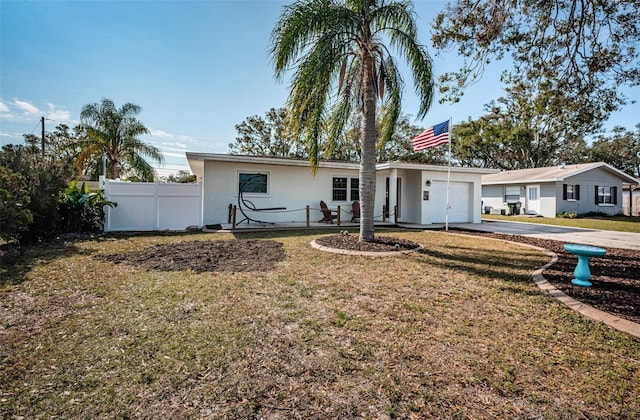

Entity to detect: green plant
[0,166,33,242]
[556,211,578,219]
[57,180,116,233]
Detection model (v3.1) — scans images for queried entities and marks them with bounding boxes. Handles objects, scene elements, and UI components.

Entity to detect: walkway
[459,220,640,251]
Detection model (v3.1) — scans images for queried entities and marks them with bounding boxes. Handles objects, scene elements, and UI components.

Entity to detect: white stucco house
[623,180,640,216]
[186,153,497,226]
[481,162,638,217]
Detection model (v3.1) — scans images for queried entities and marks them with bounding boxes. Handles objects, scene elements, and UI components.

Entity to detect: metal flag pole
[445,117,452,231]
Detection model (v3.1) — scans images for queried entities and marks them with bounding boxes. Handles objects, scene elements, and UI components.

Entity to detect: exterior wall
[202,160,487,226]
[555,168,625,216]
[104,179,202,231]
[481,185,508,214]
[202,160,362,225]
[537,183,557,217]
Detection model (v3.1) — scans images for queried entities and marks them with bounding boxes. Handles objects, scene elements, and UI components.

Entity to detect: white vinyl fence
[102,178,202,232]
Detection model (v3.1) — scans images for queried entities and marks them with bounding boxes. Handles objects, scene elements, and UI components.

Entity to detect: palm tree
[77,98,164,181]
[271,0,434,241]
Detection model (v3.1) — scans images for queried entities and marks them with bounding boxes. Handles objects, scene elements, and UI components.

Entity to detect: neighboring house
[186,153,497,226]
[623,180,640,216]
[481,162,638,217]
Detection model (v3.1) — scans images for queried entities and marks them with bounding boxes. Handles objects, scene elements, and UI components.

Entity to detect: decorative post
[306,205,310,227]
[337,205,341,226]
[232,205,237,229]
[394,205,398,224]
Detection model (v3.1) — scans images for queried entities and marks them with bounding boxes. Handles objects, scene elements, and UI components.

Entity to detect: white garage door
[431,181,470,223]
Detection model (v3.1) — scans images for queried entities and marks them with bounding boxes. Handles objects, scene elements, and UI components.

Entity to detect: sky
[1,0,638,177]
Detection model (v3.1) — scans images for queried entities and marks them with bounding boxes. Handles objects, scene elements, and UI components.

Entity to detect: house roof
[482,162,638,185]
[186,152,499,179]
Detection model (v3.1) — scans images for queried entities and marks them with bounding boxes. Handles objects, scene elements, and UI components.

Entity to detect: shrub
[57,180,116,233]
[0,144,73,242]
[0,167,33,242]
[556,211,578,219]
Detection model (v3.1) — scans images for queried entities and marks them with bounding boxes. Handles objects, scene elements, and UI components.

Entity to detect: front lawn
[1,231,639,418]
[483,214,640,233]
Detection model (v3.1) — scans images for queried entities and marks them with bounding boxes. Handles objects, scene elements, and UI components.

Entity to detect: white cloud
[0,101,9,112]
[13,99,41,115]
[46,102,72,123]
[149,129,175,138]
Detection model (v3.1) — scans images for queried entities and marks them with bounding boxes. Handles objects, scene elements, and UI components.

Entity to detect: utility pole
[41,116,45,157]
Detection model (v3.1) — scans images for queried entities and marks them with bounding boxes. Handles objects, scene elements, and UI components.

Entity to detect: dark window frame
[238,172,268,194]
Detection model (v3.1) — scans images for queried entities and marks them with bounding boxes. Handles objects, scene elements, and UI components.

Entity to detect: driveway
[457,220,640,251]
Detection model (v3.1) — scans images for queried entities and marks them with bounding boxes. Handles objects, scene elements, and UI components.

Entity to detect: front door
[385,177,401,219]
[526,184,540,214]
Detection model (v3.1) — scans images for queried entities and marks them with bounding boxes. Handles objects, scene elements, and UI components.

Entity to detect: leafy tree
[589,125,640,177]
[229,108,306,158]
[0,166,33,242]
[0,144,72,242]
[76,98,164,181]
[271,0,434,241]
[432,0,640,131]
[161,170,197,183]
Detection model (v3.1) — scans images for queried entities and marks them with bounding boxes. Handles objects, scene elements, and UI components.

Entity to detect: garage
[431,181,471,223]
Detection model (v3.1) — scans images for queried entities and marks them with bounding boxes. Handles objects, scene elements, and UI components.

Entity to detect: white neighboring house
[186,153,497,226]
[481,162,638,217]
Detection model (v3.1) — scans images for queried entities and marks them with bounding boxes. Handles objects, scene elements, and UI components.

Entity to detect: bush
[57,181,116,233]
[556,211,578,219]
[0,144,73,242]
[0,167,33,242]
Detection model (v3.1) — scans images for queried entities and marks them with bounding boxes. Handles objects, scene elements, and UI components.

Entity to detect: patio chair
[319,200,338,223]
[351,200,360,222]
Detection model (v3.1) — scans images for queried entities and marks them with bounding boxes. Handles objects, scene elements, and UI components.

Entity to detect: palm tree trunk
[359,52,377,242]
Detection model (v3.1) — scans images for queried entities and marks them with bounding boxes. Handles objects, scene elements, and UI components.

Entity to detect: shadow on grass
[414,244,550,285]
[0,239,94,287]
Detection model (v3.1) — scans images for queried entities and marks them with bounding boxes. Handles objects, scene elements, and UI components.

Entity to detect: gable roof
[482,162,638,185]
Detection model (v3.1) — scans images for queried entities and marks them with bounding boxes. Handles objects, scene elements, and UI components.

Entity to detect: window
[563,184,580,200]
[504,186,521,203]
[596,186,617,205]
[350,178,359,201]
[332,176,359,202]
[332,177,347,201]
[239,172,268,194]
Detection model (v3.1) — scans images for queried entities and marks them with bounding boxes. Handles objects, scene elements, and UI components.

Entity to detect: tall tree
[271,0,434,241]
[76,98,164,181]
[589,125,640,177]
[229,108,305,157]
[432,0,640,131]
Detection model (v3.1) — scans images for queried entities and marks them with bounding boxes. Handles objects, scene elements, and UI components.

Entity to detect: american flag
[412,120,449,152]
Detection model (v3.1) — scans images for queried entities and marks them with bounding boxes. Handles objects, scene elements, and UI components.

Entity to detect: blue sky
[1,0,638,176]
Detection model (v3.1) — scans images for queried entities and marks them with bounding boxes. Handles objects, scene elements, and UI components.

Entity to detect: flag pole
[445,117,452,231]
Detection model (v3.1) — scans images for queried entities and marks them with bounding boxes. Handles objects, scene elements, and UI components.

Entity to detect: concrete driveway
[457,220,640,251]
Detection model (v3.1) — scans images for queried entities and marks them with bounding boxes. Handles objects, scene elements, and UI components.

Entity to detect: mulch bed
[96,239,285,273]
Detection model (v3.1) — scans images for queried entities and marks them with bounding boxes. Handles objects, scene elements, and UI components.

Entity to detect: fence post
[306,205,310,227]
[228,203,233,223]
[394,205,398,224]
[382,205,387,222]
[337,205,341,226]
[232,205,237,229]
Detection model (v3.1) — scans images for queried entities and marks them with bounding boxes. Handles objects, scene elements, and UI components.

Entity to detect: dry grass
[1,230,639,419]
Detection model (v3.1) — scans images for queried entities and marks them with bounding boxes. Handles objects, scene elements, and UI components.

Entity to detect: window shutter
[613,186,617,205]
[575,185,580,200]
[595,186,599,204]
[563,184,567,200]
